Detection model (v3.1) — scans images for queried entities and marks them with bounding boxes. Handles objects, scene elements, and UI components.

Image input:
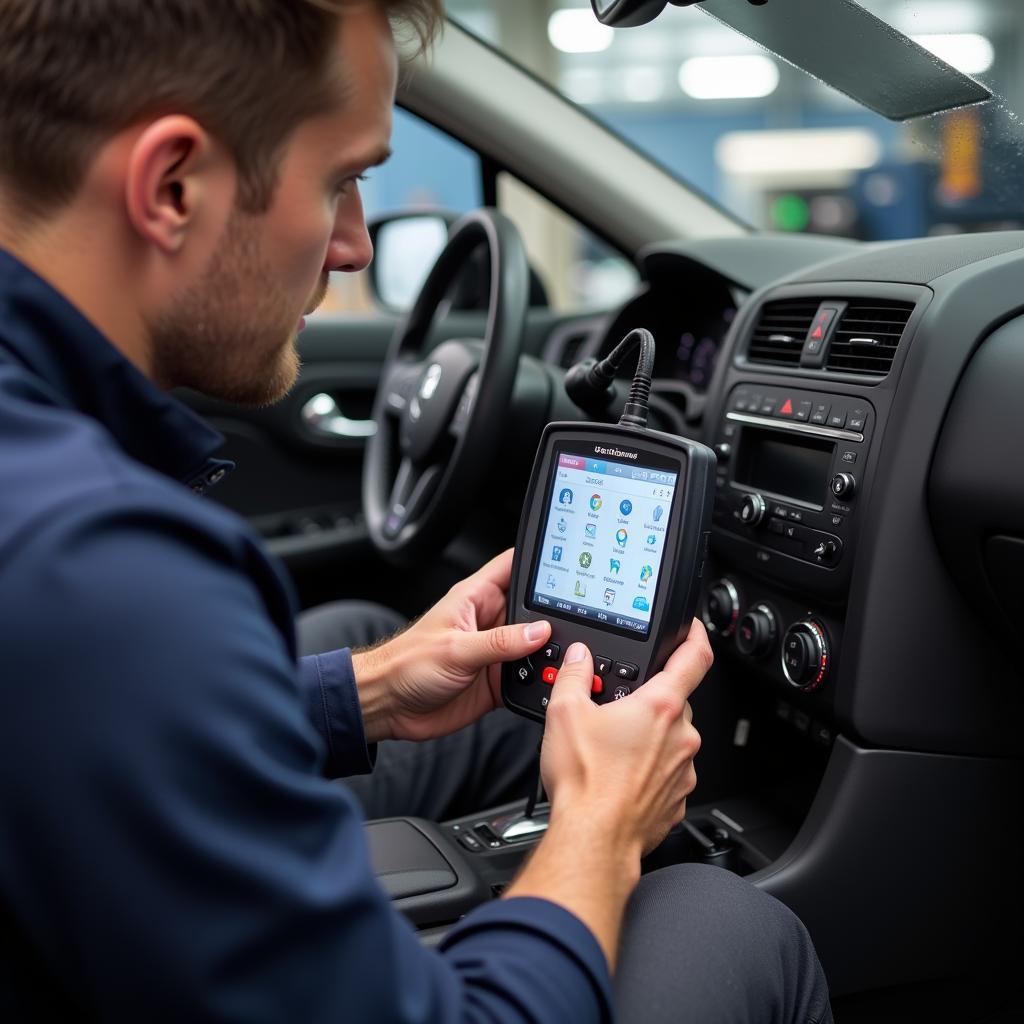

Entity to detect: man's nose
[325,223,373,274]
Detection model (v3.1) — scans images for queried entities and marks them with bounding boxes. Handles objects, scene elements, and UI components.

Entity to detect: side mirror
[368,209,552,313]
[368,211,455,312]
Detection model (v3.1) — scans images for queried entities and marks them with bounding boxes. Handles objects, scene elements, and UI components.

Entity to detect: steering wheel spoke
[364,209,529,564]
[383,458,442,540]
[449,372,480,438]
[381,360,422,418]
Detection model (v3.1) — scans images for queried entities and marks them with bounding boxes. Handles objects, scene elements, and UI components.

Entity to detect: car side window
[314,107,483,316]
[497,171,639,314]
[313,107,638,318]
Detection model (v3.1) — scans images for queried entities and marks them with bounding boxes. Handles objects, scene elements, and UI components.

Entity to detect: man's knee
[615,863,832,1024]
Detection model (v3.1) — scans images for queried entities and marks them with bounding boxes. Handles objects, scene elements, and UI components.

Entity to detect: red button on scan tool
[541,666,603,694]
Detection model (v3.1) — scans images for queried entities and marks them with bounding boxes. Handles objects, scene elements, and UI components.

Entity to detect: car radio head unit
[711,384,875,582]
[503,421,714,723]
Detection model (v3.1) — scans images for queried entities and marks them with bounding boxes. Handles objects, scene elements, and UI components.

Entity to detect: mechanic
[0,2,832,1022]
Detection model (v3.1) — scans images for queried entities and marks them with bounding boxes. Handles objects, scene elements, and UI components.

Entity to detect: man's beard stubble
[149,207,304,408]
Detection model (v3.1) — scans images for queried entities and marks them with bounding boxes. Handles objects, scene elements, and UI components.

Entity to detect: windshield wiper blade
[697,0,991,121]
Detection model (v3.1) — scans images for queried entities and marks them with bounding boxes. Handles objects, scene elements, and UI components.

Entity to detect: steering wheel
[363,208,529,564]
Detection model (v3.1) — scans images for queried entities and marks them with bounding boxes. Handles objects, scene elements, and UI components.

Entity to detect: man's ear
[124,115,233,254]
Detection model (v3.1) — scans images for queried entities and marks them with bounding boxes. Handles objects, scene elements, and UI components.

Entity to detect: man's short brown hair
[0,0,442,221]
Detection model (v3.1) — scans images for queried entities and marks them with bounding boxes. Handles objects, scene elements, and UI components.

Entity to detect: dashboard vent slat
[827,300,916,376]
[747,299,819,367]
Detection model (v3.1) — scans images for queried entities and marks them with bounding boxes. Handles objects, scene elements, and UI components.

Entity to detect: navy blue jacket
[0,250,610,1022]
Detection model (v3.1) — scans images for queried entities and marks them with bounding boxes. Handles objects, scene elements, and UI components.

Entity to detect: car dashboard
[535,230,1024,997]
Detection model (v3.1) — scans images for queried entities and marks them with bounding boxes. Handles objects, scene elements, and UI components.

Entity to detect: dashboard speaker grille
[827,300,916,376]
[747,299,819,367]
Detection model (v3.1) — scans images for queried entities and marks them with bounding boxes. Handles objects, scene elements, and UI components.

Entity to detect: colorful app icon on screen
[574,581,587,598]
[579,551,593,569]
[609,558,621,574]
[640,565,653,582]
[546,575,557,589]
[653,505,664,522]
[590,494,603,511]
[557,517,567,533]
[632,596,650,612]
[585,523,597,539]
[615,528,628,546]
[647,533,657,546]
[603,588,616,605]
[551,546,563,562]
[559,488,574,505]
[619,499,632,516]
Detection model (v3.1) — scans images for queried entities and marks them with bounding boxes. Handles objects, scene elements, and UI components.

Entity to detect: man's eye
[335,174,369,197]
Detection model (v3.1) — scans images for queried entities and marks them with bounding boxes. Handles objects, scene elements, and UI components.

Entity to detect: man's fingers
[647,619,714,701]
[464,548,514,592]
[549,642,595,700]
[457,618,551,669]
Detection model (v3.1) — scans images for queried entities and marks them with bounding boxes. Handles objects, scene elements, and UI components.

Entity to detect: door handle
[301,393,377,439]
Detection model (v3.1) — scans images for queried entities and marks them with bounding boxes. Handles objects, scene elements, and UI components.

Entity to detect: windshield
[447,1,1024,242]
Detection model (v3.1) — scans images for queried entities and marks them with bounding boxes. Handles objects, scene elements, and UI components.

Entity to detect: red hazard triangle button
[779,398,794,416]
[811,325,824,340]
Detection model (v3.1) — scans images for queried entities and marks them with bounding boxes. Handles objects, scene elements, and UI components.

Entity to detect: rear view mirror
[590,0,671,28]
[369,213,452,312]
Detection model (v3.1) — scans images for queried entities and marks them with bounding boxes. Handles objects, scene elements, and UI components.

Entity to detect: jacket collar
[0,249,233,492]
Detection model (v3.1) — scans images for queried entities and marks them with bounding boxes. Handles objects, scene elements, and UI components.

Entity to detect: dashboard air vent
[826,300,915,376]
[747,299,819,367]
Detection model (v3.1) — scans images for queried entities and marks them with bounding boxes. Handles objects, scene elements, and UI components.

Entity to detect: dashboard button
[768,518,786,535]
[541,666,558,685]
[794,401,812,421]
[828,410,847,429]
[592,676,604,695]
[810,402,831,425]
[595,655,613,675]
[788,509,804,522]
[613,662,639,682]
[840,450,858,464]
[760,398,777,416]
[848,408,867,431]
[458,832,484,853]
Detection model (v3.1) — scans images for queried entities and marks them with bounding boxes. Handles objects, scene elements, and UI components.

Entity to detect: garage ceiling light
[716,128,882,176]
[548,9,614,53]
[911,33,994,76]
[679,55,779,100]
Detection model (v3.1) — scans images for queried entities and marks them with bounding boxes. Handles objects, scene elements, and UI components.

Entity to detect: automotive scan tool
[503,328,716,722]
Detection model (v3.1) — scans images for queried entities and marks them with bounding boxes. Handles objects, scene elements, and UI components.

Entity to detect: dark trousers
[298,601,834,1024]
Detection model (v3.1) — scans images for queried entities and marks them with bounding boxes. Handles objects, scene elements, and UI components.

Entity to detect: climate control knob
[738,493,767,527]
[781,620,830,691]
[703,579,740,637]
[735,603,778,659]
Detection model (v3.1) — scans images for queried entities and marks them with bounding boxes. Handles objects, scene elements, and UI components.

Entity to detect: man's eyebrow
[362,147,393,169]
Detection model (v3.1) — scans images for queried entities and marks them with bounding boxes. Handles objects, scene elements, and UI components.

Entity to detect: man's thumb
[551,642,595,696]
[463,620,551,668]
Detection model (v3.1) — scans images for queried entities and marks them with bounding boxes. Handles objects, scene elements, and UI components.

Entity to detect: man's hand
[541,626,708,855]
[351,549,551,743]
[506,620,711,969]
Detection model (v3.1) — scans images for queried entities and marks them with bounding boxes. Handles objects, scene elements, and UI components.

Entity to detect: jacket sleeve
[297,647,378,778]
[0,493,612,1023]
